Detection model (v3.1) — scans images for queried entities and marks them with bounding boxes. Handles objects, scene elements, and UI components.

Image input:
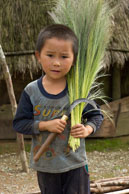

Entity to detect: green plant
[49,0,113,151]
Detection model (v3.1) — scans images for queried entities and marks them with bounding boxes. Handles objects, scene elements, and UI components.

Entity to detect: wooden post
[112,65,121,101]
[0,44,29,173]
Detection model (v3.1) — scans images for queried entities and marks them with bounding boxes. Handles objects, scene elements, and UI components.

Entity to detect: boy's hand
[70,124,93,138]
[39,119,66,134]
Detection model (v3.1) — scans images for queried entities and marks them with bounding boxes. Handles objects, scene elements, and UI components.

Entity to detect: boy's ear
[35,51,40,63]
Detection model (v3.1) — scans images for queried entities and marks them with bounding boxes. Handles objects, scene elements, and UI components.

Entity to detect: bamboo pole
[0,44,29,173]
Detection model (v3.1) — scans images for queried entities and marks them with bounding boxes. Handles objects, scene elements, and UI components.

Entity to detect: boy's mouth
[51,70,61,73]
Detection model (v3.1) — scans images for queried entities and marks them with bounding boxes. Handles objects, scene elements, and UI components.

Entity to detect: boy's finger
[59,122,66,128]
[71,131,82,137]
[58,125,65,131]
[70,128,83,135]
[60,120,67,125]
[59,121,66,128]
[71,127,82,132]
[55,127,64,133]
[72,124,82,129]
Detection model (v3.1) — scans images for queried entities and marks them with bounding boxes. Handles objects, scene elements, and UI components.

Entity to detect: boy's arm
[13,90,66,135]
[13,90,40,135]
[82,102,104,134]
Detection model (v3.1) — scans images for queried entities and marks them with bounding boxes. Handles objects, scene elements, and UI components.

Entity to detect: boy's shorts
[37,166,90,194]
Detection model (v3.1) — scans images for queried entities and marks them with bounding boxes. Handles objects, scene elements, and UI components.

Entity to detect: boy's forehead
[45,37,73,44]
[43,37,73,51]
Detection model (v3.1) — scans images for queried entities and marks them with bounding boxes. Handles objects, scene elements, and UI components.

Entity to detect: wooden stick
[105,188,129,194]
[34,132,57,162]
[91,180,129,187]
[94,176,129,183]
[0,45,29,173]
[91,186,128,193]
[90,176,129,193]
[34,115,68,162]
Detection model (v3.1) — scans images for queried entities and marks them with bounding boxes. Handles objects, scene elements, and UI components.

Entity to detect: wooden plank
[101,96,129,113]
[116,112,129,136]
[0,104,31,139]
[0,104,16,139]
[91,96,129,138]
[90,119,116,138]
[0,104,13,120]
[0,120,17,139]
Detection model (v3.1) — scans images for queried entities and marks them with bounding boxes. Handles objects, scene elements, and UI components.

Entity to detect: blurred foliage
[86,136,129,152]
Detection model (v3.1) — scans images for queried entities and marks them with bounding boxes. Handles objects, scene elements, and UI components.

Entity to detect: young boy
[13,24,103,194]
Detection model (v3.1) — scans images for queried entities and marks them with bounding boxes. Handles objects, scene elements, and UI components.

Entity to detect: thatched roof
[104,0,129,69]
[0,0,54,79]
[0,0,129,78]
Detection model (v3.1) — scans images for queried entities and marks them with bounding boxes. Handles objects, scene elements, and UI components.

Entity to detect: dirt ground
[0,144,129,194]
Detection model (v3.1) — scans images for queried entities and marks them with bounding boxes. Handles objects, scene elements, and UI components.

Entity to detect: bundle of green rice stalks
[49,0,113,151]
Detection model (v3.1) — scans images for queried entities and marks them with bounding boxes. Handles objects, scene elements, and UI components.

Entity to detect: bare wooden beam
[3,48,129,57]
[5,50,35,56]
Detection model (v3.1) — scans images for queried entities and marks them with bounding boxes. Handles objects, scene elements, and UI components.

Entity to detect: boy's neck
[42,75,67,95]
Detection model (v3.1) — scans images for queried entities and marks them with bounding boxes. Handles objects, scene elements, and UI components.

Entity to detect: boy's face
[36,37,74,81]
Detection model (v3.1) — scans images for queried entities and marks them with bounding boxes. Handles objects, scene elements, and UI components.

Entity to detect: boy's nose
[53,60,60,66]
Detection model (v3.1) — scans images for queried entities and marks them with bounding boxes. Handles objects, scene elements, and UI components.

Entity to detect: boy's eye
[47,54,53,57]
[62,55,68,59]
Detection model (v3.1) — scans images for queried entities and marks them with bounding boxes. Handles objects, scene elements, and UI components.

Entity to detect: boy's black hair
[36,24,78,65]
